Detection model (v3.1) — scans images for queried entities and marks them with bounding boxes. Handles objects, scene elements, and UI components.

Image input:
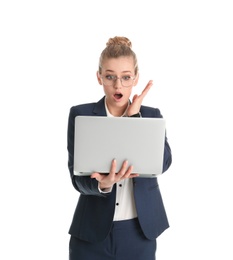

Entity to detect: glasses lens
[121,76,134,87]
[102,75,134,87]
[102,75,115,86]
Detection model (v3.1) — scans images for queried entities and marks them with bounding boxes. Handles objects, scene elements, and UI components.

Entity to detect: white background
[1,1,233,259]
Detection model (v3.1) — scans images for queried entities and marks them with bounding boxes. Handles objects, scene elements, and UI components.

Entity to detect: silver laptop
[73,116,166,178]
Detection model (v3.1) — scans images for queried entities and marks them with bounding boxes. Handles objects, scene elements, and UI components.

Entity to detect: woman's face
[97,56,138,116]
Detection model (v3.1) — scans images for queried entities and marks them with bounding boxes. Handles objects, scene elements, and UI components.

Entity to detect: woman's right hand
[91,159,139,190]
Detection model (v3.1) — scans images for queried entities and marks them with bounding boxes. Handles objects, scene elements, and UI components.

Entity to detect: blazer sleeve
[163,135,172,173]
[140,106,172,174]
[67,106,106,196]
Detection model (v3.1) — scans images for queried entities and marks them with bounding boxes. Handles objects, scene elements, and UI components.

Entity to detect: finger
[128,173,139,178]
[122,165,139,179]
[132,94,138,102]
[109,159,117,177]
[140,80,153,98]
[125,165,139,178]
[91,172,102,181]
[117,160,129,179]
[145,80,153,89]
[123,165,134,178]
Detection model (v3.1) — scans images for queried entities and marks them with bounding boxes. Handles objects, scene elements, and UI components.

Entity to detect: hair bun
[106,36,132,48]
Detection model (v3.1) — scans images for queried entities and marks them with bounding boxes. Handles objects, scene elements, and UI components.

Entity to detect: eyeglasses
[101,75,135,88]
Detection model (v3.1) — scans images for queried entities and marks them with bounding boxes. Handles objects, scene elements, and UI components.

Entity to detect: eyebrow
[105,69,133,73]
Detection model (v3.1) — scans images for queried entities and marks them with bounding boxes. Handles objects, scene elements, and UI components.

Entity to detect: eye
[122,75,131,81]
[105,75,116,81]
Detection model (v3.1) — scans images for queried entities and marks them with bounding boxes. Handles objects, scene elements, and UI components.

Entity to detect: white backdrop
[1,1,233,259]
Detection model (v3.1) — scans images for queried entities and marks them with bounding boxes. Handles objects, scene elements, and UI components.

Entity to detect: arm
[162,135,172,173]
[67,106,138,195]
[140,106,172,174]
[128,79,172,174]
[67,106,105,196]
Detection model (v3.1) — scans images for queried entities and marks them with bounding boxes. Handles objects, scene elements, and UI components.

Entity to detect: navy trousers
[69,218,156,260]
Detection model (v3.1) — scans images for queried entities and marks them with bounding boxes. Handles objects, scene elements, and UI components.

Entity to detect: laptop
[73,116,166,178]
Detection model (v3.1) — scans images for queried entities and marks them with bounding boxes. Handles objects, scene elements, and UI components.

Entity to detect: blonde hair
[98,36,138,75]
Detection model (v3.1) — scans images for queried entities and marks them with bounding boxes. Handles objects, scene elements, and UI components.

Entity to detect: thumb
[132,94,138,102]
[91,172,101,180]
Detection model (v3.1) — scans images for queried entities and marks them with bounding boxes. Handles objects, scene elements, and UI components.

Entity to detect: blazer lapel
[93,96,107,116]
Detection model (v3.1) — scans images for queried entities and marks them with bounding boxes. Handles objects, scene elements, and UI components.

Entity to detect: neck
[105,99,129,117]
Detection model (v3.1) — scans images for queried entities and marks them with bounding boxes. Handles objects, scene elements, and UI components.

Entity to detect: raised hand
[127,80,153,116]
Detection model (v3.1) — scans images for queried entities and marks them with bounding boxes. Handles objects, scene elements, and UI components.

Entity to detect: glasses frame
[100,75,136,88]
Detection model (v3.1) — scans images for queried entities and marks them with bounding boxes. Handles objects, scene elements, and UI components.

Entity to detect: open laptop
[73,116,166,178]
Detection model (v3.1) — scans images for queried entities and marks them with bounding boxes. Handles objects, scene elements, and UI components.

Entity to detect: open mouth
[114,93,123,100]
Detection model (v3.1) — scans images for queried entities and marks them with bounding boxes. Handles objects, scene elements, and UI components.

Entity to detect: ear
[133,73,139,86]
[96,71,102,85]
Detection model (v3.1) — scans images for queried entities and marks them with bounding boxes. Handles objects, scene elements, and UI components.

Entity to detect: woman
[67,36,172,260]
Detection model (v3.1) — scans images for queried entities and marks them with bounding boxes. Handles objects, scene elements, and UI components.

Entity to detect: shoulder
[68,103,97,124]
[69,96,106,118]
[140,105,163,118]
[67,103,96,130]
[69,102,97,115]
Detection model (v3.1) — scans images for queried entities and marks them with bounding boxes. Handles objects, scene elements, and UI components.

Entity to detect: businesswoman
[67,36,172,260]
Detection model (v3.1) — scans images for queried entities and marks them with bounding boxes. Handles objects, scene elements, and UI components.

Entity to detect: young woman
[67,36,172,260]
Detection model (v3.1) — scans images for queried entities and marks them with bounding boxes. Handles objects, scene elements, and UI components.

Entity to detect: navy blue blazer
[67,96,172,243]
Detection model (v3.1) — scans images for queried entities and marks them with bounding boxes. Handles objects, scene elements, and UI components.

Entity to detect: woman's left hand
[127,80,153,116]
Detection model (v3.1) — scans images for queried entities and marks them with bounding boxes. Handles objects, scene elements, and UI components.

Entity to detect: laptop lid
[73,116,165,178]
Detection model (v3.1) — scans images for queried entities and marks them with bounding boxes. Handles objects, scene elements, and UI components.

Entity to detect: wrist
[129,112,141,117]
[99,183,112,193]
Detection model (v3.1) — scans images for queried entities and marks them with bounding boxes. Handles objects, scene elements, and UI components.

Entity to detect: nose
[113,77,122,89]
